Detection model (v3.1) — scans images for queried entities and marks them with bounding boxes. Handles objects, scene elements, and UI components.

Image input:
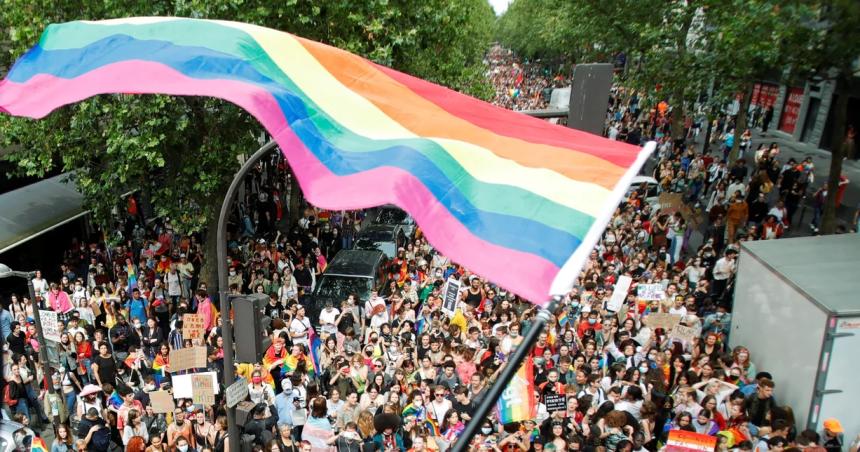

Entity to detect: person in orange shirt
[726,192,749,243]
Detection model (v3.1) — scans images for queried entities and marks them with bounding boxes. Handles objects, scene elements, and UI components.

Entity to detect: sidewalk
[695,129,859,230]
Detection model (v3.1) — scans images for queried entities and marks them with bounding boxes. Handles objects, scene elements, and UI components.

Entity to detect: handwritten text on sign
[39,310,61,342]
[182,313,205,340]
[192,373,216,406]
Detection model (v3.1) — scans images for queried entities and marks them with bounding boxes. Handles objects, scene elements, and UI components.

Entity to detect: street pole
[218,140,278,452]
[451,297,561,452]
[25,274,56,399]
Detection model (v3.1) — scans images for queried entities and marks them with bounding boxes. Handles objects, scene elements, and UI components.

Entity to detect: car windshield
[376,209,408,224]
[314,275,373,301]
[354,239,396,258]
[357,229,394,242]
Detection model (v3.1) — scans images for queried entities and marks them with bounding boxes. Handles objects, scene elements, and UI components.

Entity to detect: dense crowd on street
[2,50,857,452]
[487,45,568,111]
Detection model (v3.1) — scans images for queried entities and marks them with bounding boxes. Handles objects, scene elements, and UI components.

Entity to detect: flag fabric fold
[0,18,653,304]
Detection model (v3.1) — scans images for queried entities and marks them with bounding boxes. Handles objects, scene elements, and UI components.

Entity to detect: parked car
[304,249,388,326]
[372,205,417,238]
[0,419,25,452]
[353,224,407,259]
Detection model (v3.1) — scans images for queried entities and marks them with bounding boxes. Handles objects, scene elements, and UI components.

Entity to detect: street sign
[226,377,249,408]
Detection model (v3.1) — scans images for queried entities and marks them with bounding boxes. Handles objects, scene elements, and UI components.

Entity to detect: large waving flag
[0,18,653,304]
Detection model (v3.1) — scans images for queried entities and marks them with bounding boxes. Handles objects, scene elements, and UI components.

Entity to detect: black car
[353,224,407,260]
[372,205,416,239]
[304,249,388,326]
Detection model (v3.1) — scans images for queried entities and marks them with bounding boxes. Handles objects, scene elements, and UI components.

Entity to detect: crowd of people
[1,49,857,452]
[486,45,568,111]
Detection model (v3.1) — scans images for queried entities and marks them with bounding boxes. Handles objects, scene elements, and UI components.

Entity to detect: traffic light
[232,293,271,363]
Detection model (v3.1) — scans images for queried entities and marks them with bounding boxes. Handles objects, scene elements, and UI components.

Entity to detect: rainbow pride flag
[30,436,49,452]
[496,357,537,424]
[558,310,570,327]
[308,328,321,376]
[126,261,138,290]
[0,19,652,304]
[107,390,124,410]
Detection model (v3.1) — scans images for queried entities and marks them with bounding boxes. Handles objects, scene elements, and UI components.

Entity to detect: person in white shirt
[427,385,452,425]
[318,302,340,338]
[711,249,737,300]
[668,297,688,317]
[278,269,298,303]
[290,305,312,347]
[608,123,620,140]
[364,291,388,330]
[31,271,49,298]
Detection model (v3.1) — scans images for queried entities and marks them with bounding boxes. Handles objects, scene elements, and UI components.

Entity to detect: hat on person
[823,418,843,433]
[79,384,102,397]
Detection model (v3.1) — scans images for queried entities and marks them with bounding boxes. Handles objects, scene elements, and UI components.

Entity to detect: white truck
[729,234,859,441]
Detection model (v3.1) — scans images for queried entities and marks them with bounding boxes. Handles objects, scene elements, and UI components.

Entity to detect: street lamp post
[0,264,57,402]
[218,140,278,452]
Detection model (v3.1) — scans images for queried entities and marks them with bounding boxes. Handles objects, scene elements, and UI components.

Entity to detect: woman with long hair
[51,423,74,452]
[731,346,757,385]
[123,409,149,445]
[439,409,464,445]
[151,344,170,387]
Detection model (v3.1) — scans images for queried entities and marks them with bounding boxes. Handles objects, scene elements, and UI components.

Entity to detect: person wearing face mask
[174,436,197,452]
[249,370,276,417]
[328,421,361,452]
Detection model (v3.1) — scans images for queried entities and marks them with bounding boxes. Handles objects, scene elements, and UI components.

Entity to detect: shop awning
[0,173,87,254]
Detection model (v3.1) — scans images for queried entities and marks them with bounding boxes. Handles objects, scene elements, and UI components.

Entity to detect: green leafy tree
[782,0,860,233]
[497,0,711,139]
[0,0,494,285]
[704,0,807,162]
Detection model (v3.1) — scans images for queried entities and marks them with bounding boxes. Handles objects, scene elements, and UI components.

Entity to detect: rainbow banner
[0,18,653,304]
[496,357,537,424]
[666,430,718,452]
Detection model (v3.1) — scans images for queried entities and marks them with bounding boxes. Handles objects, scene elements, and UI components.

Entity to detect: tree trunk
[729,84,754,163]
[671,86,687,141]
[200,183,230,294]
[820,78,850,234]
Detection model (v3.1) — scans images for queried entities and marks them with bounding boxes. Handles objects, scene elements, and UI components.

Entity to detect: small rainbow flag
[124,354,139,369]
[0,18,652,306]
[496,357,537,424]
[425,418,441,437]
[558,310,570,327]
[107,390,123,409]
[126,261,138,290]
[31,436,49,452]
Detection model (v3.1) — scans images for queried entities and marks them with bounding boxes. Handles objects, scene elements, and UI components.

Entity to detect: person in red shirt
[577,311,603,338]
[531,332,555,358]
